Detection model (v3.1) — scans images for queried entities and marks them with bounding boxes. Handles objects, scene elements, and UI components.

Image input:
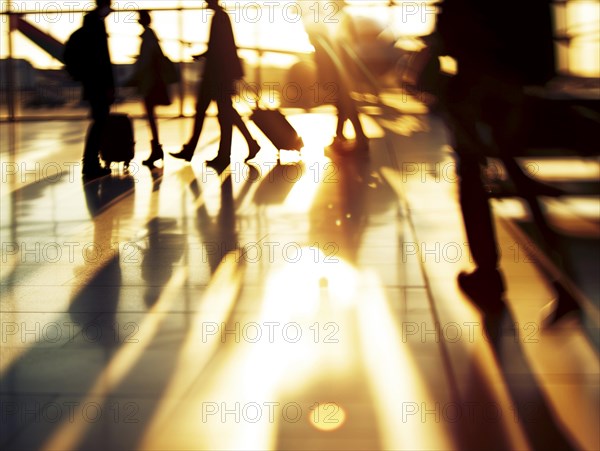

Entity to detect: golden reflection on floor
[1,95,598,451]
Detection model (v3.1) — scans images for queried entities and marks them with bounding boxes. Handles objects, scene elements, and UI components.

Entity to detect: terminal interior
[1,1,599,450]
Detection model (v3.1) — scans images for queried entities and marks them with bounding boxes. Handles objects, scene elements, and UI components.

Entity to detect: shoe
[206,156,230,174]
[245,140,261,163]
[458,268,505,309]
[143,140,164,167]
[170,143,195,162]
[82,165,111,179]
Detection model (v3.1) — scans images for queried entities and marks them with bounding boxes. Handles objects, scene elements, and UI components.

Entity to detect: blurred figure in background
[302,0,369,155]
[436,0,575,316]
[128,10,172,168]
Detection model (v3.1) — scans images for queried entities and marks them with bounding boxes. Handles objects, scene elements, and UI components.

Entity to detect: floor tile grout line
[380,128,463,405]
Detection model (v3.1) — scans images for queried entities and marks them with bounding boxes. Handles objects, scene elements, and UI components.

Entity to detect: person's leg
[447,85,504,301]
[334,81,368,151]
[347,105,368,146]
[455,151,505,302]
[216,96,234,161]
[206,87,234,170]
[326,90,348,151]
[143,98,164,166]
[144,97,160,144]
[231,108,261,160]
[341,89,368,146]
[190,82,212,144]
[445,76,499,273]
[489,83,561,258]
[171,80,212,160]
[182,79,212,153]
[501,153,579,321]
[457,154,499,272]
[335,101,347,139]
[232,109,252,144]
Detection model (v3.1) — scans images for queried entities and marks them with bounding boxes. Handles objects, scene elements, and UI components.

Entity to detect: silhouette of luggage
[101,113,135,168]
[250,108,304,153]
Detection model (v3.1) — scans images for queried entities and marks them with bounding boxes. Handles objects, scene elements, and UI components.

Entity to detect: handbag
[160,54,180,85]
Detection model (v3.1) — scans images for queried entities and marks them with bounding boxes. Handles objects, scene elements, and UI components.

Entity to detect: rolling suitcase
[250,108,304,154]
[101,113,135,168]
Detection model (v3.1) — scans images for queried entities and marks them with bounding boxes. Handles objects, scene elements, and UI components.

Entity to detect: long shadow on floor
[0,175,137,450]
[456,307,578,450]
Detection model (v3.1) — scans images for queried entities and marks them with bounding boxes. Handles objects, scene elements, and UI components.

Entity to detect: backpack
[63,26,89,81]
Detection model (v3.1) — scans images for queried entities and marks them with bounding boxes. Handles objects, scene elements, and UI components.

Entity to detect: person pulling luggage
[170,0,260,172]
[74,0,114,179]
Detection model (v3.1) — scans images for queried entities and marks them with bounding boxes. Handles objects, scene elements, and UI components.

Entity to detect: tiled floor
[1,92,598,450]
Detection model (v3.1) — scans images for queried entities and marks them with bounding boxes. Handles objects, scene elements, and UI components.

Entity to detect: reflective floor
[1,91,599,450]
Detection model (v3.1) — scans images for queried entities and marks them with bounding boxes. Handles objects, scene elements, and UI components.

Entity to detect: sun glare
[3,1,596,77]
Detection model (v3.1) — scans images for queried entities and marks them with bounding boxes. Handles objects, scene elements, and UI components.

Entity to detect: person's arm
[192,12,216,61]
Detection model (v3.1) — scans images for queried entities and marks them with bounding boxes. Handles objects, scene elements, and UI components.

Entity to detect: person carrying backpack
[69,0,114,178]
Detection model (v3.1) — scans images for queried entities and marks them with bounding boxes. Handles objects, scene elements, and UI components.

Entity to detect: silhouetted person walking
[81,0,114,178]
[128,10,171,168]
[170,0,260,172]
[437,0,560,308]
